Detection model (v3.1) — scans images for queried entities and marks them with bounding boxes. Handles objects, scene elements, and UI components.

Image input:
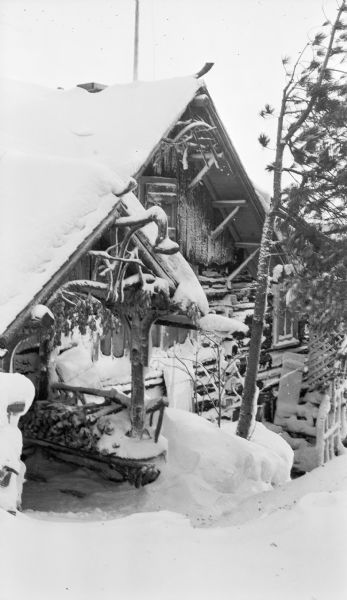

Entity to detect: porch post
[128,313,155,438]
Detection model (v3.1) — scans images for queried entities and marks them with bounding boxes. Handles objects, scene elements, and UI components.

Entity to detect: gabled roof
[0,76,211,342]
[0,73,266,342]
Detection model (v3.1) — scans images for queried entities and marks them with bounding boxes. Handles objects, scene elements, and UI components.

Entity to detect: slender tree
[237,1,347,439]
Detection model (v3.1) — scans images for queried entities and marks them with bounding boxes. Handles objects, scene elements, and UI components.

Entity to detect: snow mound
[136,409,293,522]
[169,254,209,315]
[20,407,293,525]
[0,373,35,511]
[30,304,54,323]
[96,410,168,460]
[165,409,292,489]
[0,372,35,420]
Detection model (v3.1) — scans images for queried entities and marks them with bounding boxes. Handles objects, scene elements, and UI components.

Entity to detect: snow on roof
[166,255,209,315]
[253,184,271,212]
[0,151,127,335]
[0,76,207,337]
[0,76,200,179]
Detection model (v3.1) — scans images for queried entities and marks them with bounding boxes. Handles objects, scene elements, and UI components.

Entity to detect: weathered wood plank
[212,200,246,208]
[234,242,260,248]
[51,382,130,406]
[210,207,240,240]
[227,248,260,285]
[188,157,215,190]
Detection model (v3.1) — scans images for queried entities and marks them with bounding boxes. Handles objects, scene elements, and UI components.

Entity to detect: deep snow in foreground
[1,457,347,600]
[1,410,347,600]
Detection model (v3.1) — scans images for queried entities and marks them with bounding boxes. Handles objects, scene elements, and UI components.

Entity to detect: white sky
[0,0,340,192]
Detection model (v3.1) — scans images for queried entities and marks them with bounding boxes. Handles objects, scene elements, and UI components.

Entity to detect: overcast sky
[0,0,340,192]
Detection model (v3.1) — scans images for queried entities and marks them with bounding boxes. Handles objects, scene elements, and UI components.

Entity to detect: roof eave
[198,86,267,227]
[134,82,205,181]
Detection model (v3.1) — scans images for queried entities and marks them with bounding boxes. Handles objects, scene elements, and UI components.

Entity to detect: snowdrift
[145,409,293,522]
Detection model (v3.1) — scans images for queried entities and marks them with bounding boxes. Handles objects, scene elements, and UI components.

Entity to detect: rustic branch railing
[316,375,347,466]
[50,382,168,443]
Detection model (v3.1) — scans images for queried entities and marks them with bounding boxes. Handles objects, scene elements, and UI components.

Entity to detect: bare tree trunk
[237,126,285,438]
[129,348,146,438]
[236,211,275,438]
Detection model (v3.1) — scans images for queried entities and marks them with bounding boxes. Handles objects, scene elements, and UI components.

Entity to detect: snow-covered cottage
[76,72,309,416]
[0,70,345,486]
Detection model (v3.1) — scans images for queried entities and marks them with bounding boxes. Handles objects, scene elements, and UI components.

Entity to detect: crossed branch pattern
[88,204,179,304]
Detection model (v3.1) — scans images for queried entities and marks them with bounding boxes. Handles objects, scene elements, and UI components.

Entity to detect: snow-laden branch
[88,250,145,268]
[53,280,108,301]
[115,205,179,255]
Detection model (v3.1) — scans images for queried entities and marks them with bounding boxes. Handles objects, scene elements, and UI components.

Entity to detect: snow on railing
[316,374,347,466]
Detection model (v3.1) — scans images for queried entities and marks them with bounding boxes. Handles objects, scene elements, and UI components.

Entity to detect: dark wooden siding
[139,171,236,268]
[178,180,235,266]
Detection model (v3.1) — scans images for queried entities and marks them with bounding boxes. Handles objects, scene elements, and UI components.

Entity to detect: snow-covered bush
[0,373,35,513]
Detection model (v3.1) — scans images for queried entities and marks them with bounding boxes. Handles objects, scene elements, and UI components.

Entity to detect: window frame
[272,283,299,348]
[138,176,178,241]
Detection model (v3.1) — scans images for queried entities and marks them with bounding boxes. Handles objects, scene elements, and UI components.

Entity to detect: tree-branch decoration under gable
[152,116,224,176]
[49,203,186,440]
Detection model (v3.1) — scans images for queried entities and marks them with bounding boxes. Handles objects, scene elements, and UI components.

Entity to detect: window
[139,177,178,241]
[272,284,299,347]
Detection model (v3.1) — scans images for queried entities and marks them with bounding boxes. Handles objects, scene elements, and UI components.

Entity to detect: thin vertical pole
[133,0,139,81]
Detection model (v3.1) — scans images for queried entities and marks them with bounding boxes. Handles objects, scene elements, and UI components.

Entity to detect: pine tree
[237,1,347,439]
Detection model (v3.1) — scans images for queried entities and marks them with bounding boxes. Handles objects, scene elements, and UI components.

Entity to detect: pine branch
[284,1,346,143]
[283,44,310,100]
[282,167,305,177]
[258,133,271,147]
